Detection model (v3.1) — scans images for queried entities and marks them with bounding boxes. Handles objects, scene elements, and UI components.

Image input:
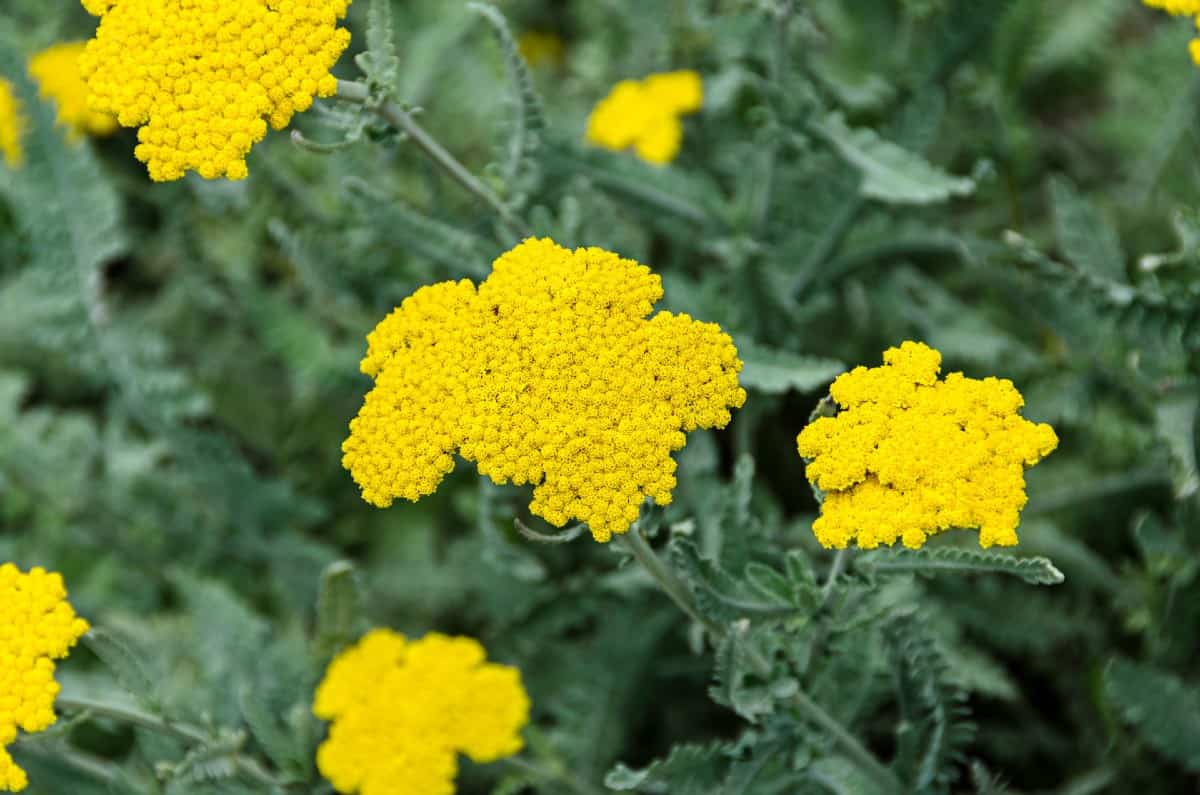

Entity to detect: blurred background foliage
[0,0,1198,793]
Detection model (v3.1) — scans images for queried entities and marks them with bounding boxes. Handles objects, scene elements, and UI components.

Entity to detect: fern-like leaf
[857,547,1064,586]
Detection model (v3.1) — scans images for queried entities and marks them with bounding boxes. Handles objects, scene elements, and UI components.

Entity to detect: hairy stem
[335,79,532,243]
[619,527,903,794]
[57,696,281,788]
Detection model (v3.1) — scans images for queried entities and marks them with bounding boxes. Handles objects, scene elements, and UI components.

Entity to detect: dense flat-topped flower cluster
[314,630,529,795]
[797,342,1058,550]
[0,564,90,793]
[586,70,703,164]
[29,42,118,139]
[79,0,353,180]
[342,237,746,542]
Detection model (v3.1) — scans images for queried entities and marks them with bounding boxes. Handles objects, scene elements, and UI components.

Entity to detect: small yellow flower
[342,238,746,542]
[796,342,1058,550]
[0,80,23,167]
[79,0,353,181]
[516,31,564,69]
[0,563,90,793]
[28,42,118,138]
[314,630,530,795]
[585,70,703,164]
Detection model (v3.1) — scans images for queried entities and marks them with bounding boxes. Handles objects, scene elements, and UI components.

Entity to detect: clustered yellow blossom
[79,0,353,181]
[516,31,564,69]
[585,70,703,164]
[314,630,529,795]
[343,238,746,542]
[0,564,90,793]
[0,80,21,167]
[797,342,1058,550]
[1143,0,1200,62]
[29,42,118,138]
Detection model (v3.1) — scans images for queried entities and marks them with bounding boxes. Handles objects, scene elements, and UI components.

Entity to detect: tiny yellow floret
[585,70,703,164]
[28,42,118,138]
[79,0,353,181]
[0,80,23,167]
[342,238,746,542]
[313,630,530,795]
[0,563,90,792]
[796,342,1058,550]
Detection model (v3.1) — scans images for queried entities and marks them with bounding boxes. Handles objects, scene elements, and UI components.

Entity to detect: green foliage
[1105,659,1200,774]
[1,1,1198,794]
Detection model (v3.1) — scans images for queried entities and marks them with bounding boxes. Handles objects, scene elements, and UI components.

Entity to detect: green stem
[622,528,722,637]
[822,548,848,603]
[57,696,281,789]
[501,756,607,795]
[334,79,532,243]
[619,528,903,795]
[14,743,119,784]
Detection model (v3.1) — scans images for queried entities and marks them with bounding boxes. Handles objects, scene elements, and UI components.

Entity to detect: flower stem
[618,527,903,795]
[56,696,281,789]
[334,79,532,243]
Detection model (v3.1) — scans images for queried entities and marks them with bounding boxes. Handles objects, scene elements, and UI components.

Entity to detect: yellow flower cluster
[1144,0,1200,62]
[343,240,744,545]
[0,564,89,793]
[29,42,118,139]
[0,80,21,167]
[79,0,353,181]
[314,630,529,795]
[796,342,1058,550]
[343,238,746,542]
[585,71,703,164]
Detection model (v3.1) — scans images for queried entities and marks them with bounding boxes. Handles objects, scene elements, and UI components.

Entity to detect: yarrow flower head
[1143,0,1200,62]
[79,0,353,181]
[586,70,703,164]
[796,342,1058,550]
[343,238,746,542]
[314,630,530,795]
[0,563,90,793]
[0,80,21,167]
[29,42,118,139]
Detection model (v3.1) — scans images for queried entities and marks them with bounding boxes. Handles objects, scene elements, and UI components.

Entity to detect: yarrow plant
[585,71,703,164]
[342,237,746,542]
[0,563,89,793]
[78,0,353,181]
[313,630,529,795]
[28,42,117,139]
[797,342,1059,549]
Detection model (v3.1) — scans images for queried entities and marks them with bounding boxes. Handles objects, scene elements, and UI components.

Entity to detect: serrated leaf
[1105,658,1200,772]
[84,628,160,710]
[738,343,845,395]
[315,560,366,658]
[1049,176,1127,284]
[1153,390,1199,500]
[818,114,974,205]
[468,1,546,187]
[669,538,815,622]
[858,547,1064,585]
[361,0,400,90]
